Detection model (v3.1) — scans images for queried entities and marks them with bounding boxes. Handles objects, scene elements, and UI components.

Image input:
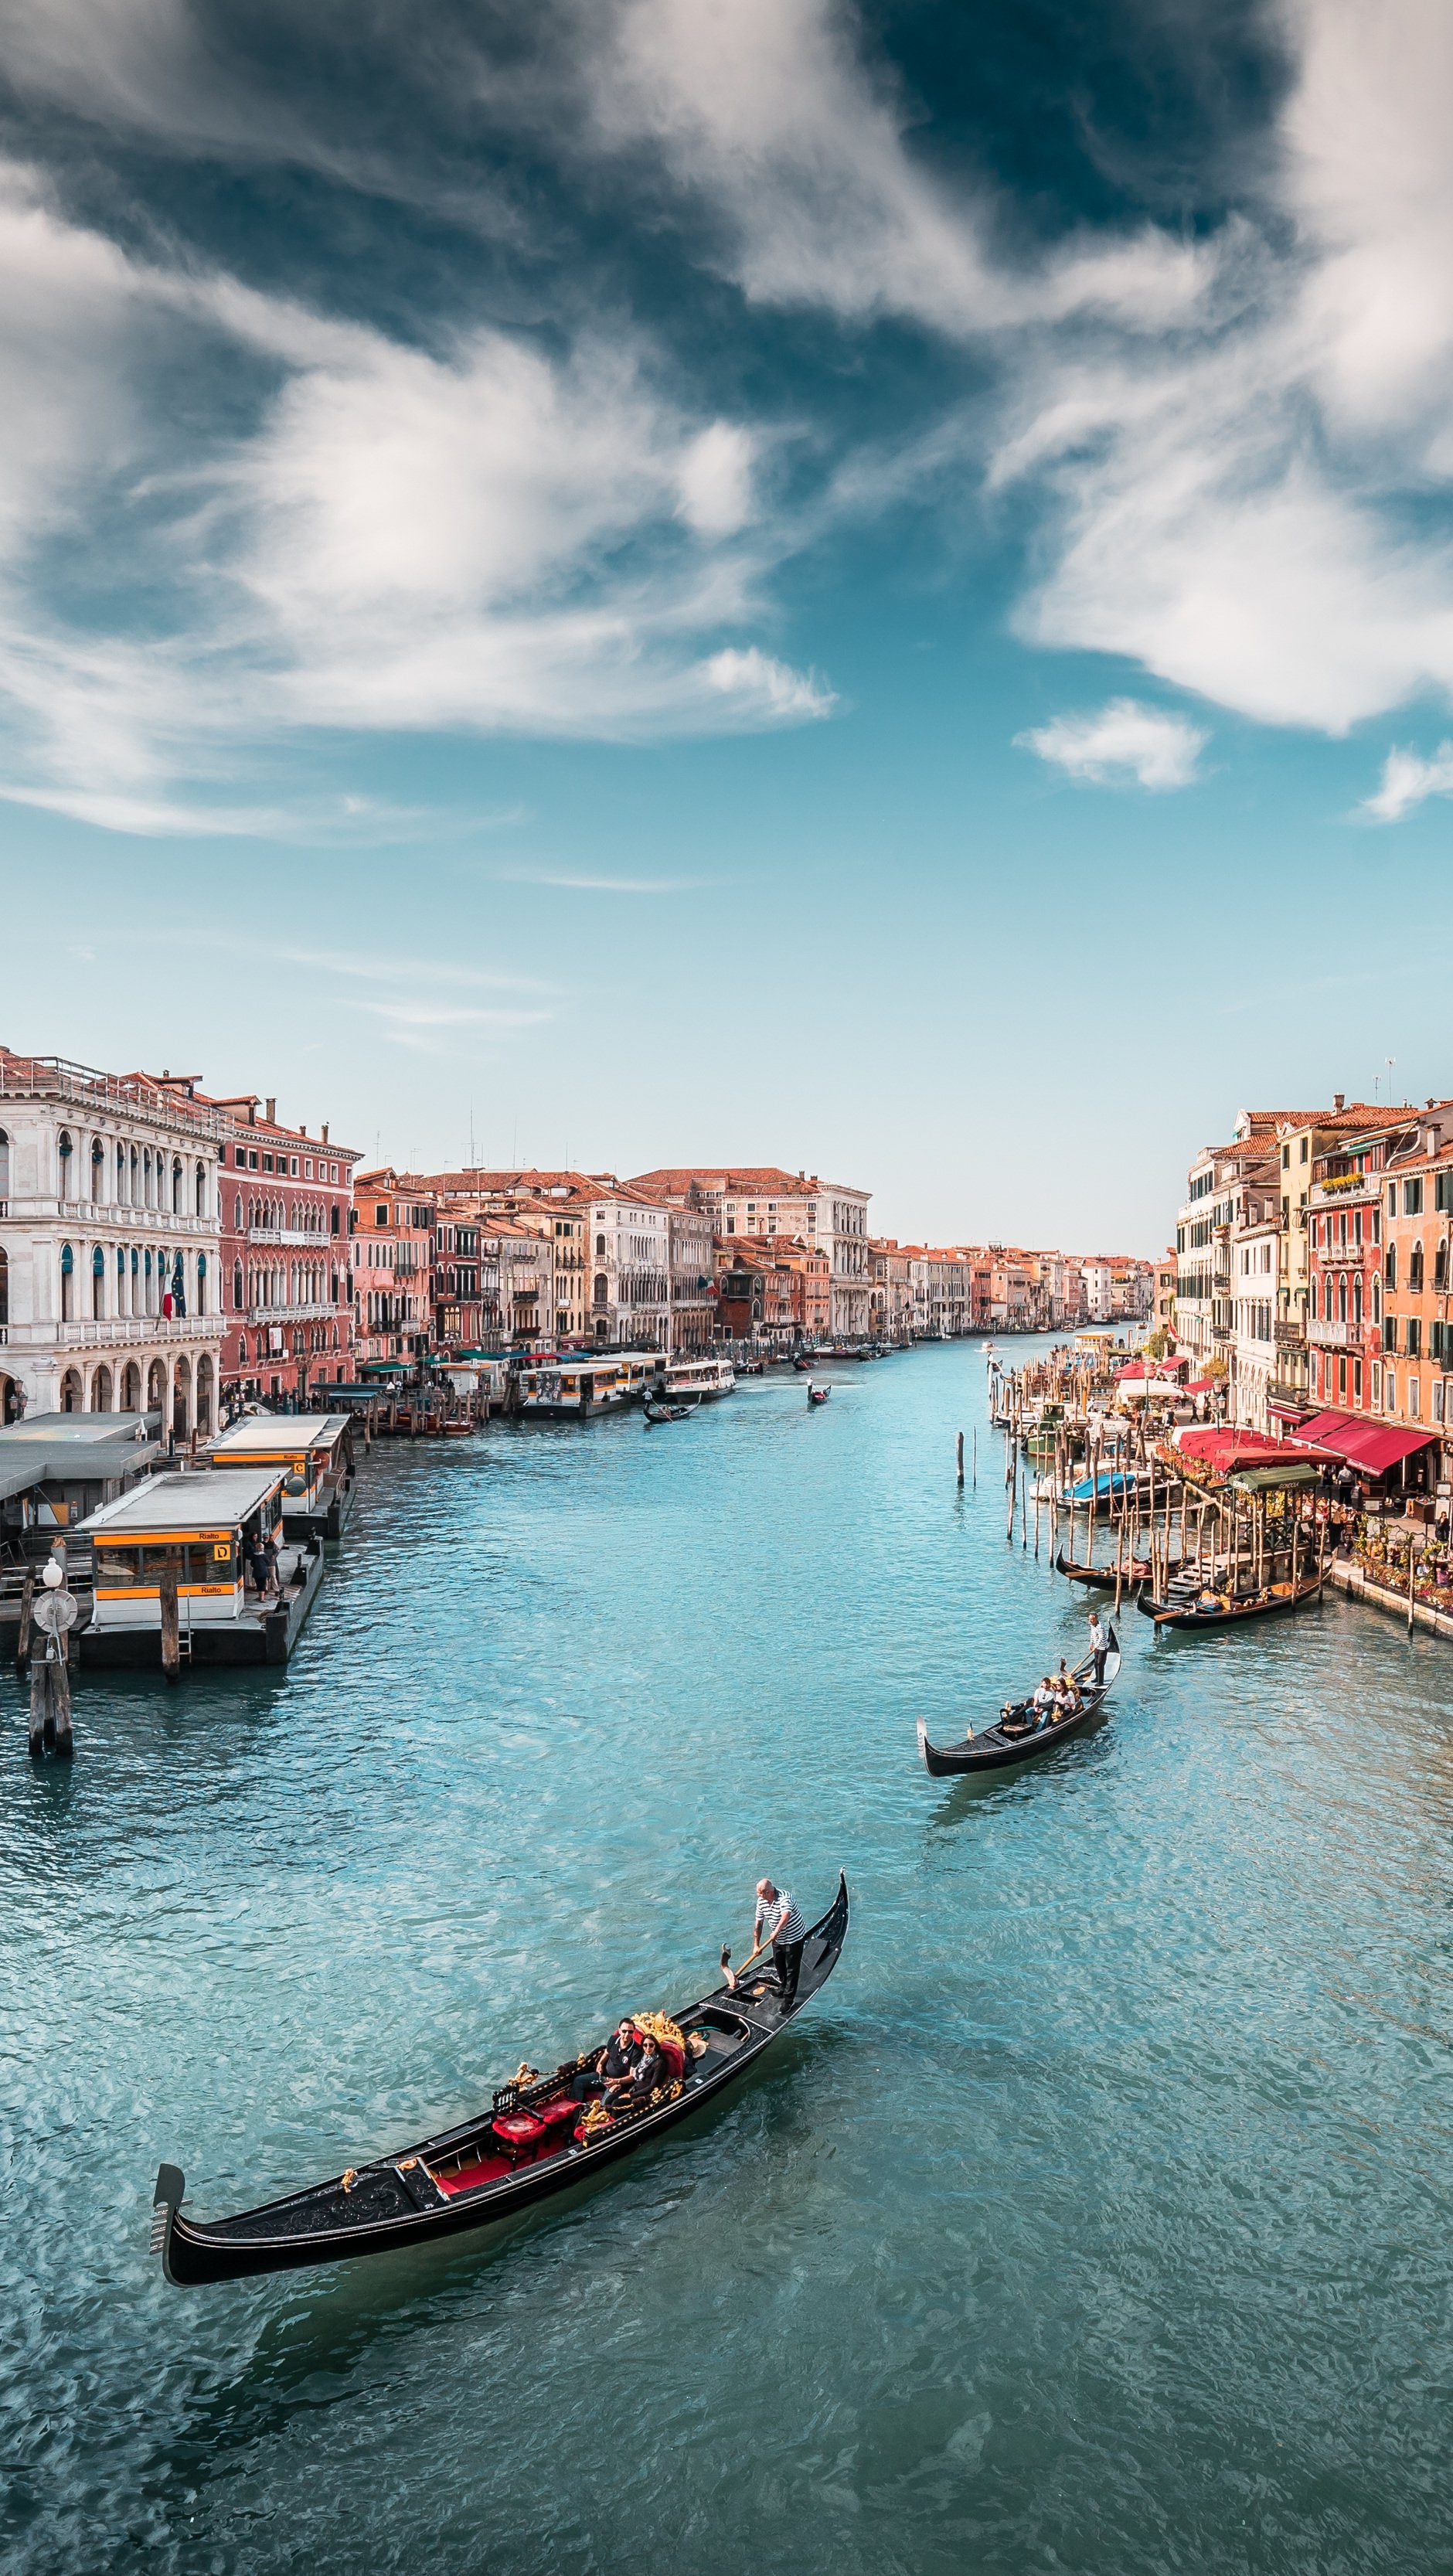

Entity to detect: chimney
[1332,1092,1344,1112]
[265,1097,276,1124]
[322,1123,329,1144]
[247,1100,257,1124]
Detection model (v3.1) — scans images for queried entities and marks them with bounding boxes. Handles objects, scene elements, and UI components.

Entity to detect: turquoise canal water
[4,1342,1453,2574]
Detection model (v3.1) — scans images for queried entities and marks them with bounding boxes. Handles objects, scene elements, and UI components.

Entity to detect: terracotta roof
[628,1166,819,1196]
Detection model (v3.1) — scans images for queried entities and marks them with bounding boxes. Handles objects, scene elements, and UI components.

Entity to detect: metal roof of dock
[0,1411,162,1505]
[207,1414,349,1455]
[74,1469,285,1536]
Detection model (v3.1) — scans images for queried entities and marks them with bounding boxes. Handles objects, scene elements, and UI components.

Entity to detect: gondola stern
[151,2162,186,2286]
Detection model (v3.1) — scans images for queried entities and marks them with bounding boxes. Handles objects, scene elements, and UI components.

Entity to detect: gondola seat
[490,2098,577,2163]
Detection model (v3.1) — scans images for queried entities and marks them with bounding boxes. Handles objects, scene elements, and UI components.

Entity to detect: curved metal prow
[151,2163,185,2285]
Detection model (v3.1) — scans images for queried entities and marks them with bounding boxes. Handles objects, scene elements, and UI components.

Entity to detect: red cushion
[492,2112,546,2148]
[533,2098,580,2130]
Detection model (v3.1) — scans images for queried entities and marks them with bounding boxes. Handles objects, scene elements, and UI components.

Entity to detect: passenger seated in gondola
[570,2021,642,2104]
[1032,1677,1055,1722]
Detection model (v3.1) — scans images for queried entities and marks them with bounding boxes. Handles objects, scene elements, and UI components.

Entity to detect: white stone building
[625,1165,873,1341]
[0,1051,223,1435]
[587,1192,670,1348]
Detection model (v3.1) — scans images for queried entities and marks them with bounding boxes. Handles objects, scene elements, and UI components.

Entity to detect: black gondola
[644,1399,695,1424]
[1136,1570,1325,1628]
[916,1628,1120,1775]
[1054,1547,1178,1591]
[808,1385,830,1405]
[151,1876,849,2288]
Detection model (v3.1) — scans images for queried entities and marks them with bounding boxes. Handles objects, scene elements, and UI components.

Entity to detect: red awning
[1175,1425,1342,1472]
[1289,1409,1438,1476]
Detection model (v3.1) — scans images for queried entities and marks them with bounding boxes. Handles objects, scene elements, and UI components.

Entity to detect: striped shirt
[755,1888,805,1948]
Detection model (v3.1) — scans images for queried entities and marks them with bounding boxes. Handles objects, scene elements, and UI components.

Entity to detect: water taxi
[658,1355,736,1403]
[514,1357,628,1418]
[203,1412,356,1538]
[73,1468,325,1667]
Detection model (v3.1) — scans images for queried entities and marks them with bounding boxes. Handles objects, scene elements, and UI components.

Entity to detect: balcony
[1274,1321,1306,1352]
[1308,1317,1350,1347]
[1267,1376,1312,1409]
[8,1313,221,1349]
[247,1226,335,1247]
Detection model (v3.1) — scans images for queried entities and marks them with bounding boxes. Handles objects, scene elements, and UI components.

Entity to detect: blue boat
[1063,1468,1146,1507]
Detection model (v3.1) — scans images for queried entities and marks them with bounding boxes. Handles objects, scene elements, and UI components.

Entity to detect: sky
[2,0,1453,1252]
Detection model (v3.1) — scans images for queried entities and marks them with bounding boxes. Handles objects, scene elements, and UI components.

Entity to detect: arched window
[91,1243,106,1319]
[238,1332,249,1364]
[1410,1240,1424,1292]
[58,1130,73,1198]
[233,1261,243,1310]
[116,1142,127,1200]
[1386,1244,1397,1291]
[0,1245,7,1328]
[233,1193,243,1230]
[595,1233,606,1256]
[60,1240,74,1322]
[172,1156,183,1214]
[90,1136,104,1202]
[130,1143,138,1200]
[196,1161,207,1217]
[196,1253,207,1314]
[594,1272,608,1305]
[116,1244,127,1314]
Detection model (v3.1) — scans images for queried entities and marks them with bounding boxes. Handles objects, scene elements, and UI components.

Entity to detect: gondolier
[1087,1610,1109,1686]
[753,1878,806,2007]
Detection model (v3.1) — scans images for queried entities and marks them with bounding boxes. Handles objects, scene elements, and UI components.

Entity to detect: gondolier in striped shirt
[1087,1610,1109,1687]
[753,1878,807,2008]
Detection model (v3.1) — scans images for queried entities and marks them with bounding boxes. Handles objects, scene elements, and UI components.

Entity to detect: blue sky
[2,0,1452,1248]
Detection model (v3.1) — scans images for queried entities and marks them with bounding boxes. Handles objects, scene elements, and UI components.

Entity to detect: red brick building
[159,1082,359,1408]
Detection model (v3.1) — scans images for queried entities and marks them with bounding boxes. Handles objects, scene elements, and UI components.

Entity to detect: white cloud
[1361,741,1453,821]
[1016,699,1207,791]
[0,158,833,824]
[994,0,1453,734]
[596,0,1212,339]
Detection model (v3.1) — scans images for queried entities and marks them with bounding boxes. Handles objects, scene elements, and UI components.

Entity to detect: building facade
[202,1091,359,1406]
[0,1050,223,1435]
[351,1171,437,1365]
[628,1166,873,1341]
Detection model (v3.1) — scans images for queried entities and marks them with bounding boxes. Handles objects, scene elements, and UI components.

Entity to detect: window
[1385,1371,1396,1412]
[1385,1244,1397,1291]
[1438,1170,1453,1213]
[1383,1315,1396,1352]
[1405,1176,1424,1215]
[1410,1378,1421,1417]
[1372,1361,1381,1407]
[1407,1317,1421,1359]
[1388,1182,1397,1217]
[1300,1137,1308,1162]
[263,1152,274,1172]
[1409,1242,1424,1291]
[1282,1144,1290,1169]
[1353,1357,1363,1403]
[376,1206,389,1227]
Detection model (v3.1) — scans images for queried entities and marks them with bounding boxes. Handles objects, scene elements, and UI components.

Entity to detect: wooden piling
[972,1429,977,1488]
[956,1431,965,1488]
[159,1570,182,1683]
[15,1572,34,1673]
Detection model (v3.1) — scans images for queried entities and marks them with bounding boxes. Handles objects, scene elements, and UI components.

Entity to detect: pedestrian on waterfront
[260,1533,280,1597]
[1087,1610,1108,1687]
[753,1877,807,2008]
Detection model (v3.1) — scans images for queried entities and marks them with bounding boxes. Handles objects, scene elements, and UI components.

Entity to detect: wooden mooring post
[15,1571,35,1674]
[28,1583,77,1758]
[956,1431,965,1488]
[159,1570,182,1683]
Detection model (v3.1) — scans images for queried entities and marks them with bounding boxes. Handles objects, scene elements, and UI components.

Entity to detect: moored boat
[644,1400,694,1424]
[1054,1547,1179,1591]
[151,1877,849,2286]
[917,1626,1121,1775]
[1137,1570,1325,1628]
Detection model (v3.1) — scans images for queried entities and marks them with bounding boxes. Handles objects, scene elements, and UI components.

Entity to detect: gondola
[808,1385,831,1405]
[643,1399,694,1424]
[916,1627,1120,1775]
[792,1356,812,1372]
[1054,1547,1179,1591]
[151,1877,849,2288]
[1137,1570,1325,1628]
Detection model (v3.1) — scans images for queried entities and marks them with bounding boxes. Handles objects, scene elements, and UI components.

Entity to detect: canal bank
[3,1341,1451,2575]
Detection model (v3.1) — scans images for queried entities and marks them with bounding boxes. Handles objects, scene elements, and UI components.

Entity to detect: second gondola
[917,1625,1121,1775]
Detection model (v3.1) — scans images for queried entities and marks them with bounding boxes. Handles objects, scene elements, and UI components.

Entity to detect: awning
[1230,1462,1322,1492]
[1289,1409,1438,1476]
